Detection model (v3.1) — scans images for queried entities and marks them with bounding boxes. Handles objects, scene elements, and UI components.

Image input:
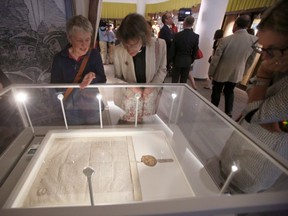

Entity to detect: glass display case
[0,83,287,216]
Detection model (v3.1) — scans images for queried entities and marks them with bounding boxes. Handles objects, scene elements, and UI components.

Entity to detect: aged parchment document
[22,136,141,207]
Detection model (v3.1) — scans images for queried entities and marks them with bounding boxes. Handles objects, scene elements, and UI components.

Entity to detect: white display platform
[8,129,195,208]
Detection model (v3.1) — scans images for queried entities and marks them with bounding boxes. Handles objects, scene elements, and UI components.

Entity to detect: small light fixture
[171,92,177,99]
[16,92,27,102]
[57,93,68,129]
[16,92,34,134]
[96,93,103,128]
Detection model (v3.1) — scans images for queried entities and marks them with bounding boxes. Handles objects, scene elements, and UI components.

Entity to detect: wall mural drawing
[0,0,71,125]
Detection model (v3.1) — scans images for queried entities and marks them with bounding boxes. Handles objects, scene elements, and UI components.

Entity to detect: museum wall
[0,0,73,125]
[0,0,72,84]
[100,0,277,19]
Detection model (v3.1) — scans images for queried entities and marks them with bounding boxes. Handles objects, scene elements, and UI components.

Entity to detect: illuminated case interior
[0,84,287,216]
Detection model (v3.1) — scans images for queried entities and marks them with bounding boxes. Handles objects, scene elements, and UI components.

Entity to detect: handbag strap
[63,49,91,99]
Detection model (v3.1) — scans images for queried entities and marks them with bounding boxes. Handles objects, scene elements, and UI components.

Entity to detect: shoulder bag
[63,49,104,125]
[195,48,204,59]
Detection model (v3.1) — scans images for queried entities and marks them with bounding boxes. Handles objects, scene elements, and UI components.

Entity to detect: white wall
[193,0,229,79]
[73,0,90,17]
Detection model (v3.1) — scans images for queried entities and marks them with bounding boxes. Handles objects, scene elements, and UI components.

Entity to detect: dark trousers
[172,66,190,83]
[211,80,237,116]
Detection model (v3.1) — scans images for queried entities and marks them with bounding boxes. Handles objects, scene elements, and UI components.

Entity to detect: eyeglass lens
[252,41,286,57]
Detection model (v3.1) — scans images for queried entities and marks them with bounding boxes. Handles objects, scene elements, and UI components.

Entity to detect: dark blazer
[169,28,199,68]
[159,24,173,51]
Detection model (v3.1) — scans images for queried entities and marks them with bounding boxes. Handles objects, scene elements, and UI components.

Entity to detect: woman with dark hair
[113,13,167,123]
[205,29,224,89]
[219,0,288,193]
[209,29,224,63]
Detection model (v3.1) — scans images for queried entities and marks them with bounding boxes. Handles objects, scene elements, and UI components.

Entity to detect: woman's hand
[249,53,288,132]
[257,53,288,78]
[272,53,288,73]
[143,87,154,98]
[130,87,143,94]
[80,72,95,89]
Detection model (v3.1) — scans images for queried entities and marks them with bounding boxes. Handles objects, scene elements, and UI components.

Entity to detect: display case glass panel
[0,84,287,216]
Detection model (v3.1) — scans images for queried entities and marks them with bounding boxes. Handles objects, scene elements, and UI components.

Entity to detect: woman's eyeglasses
[122,39,142,50]
[251,40,288,57]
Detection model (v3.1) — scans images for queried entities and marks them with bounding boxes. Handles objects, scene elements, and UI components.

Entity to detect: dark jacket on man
[170,28,199,67]
[159,24,173,51]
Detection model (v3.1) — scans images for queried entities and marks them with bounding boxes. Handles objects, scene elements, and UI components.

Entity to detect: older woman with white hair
[50,15,106,125]
[51,15,106,88]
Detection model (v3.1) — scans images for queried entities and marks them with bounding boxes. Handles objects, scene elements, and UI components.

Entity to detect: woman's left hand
[80,72,96,89]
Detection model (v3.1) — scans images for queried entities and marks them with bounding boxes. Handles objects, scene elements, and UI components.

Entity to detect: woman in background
[205,29,224,89]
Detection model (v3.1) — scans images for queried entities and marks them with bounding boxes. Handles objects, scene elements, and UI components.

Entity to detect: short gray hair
[66,15,93,36]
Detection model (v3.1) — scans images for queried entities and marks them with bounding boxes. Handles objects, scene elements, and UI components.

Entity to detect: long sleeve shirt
[50,45,106,84]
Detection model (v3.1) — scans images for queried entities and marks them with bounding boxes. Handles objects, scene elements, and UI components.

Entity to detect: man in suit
[208,15,258,117]
[170,16,199,84]
[159,12,174,75]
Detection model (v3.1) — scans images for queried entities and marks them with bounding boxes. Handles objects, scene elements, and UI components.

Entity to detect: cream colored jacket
[113,37,167,83]
[208,29,258,83]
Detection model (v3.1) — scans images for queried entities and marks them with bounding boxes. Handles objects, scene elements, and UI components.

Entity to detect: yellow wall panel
[146,0,201,14]
[101,0,277,19]
[101,2,136,19]
[226,0,277,12]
